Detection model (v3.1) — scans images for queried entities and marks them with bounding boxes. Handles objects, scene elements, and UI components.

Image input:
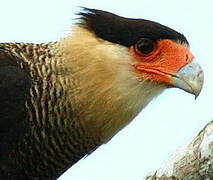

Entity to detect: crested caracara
[0,8,203,179]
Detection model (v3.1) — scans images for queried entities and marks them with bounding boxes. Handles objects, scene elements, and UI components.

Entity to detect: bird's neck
[57,27,165,144]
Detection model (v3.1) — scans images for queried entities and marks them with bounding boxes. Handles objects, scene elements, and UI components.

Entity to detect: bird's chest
[11,109,99,178]
[8,76,100,178]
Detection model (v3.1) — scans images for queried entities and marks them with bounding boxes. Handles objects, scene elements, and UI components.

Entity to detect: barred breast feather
[0,42,99,179]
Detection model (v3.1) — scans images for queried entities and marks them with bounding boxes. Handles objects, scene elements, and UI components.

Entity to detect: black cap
[78,8,189,47]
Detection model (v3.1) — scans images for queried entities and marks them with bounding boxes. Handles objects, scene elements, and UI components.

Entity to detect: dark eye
[134,38,156,56]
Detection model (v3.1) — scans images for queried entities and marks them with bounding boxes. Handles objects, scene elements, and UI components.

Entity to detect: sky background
[0,1,212,180]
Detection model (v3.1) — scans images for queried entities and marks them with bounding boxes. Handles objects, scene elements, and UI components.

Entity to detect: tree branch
[144,121,213,180]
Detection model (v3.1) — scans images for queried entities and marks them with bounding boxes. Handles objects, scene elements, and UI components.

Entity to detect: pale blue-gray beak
[172,60,204,98]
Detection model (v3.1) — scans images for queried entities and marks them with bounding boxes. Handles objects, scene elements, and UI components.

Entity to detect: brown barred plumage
[0,42,100,179]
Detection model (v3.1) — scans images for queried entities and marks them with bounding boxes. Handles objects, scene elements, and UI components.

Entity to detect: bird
[0,8,203,179]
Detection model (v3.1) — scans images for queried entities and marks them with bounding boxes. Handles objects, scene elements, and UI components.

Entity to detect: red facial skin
[130,39,194,85]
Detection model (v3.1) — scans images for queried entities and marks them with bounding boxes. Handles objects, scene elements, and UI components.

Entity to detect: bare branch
[144,121,213,180]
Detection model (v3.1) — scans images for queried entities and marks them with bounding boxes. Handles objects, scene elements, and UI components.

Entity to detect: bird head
[77,8,204,98]
[60,8,204,141]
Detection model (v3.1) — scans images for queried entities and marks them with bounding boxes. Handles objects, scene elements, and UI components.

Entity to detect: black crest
[78,8,189,47]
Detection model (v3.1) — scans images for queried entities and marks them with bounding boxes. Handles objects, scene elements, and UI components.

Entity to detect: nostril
[186,54,189,62]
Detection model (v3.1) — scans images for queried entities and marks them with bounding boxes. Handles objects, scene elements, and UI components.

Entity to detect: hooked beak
[172,60,204,98]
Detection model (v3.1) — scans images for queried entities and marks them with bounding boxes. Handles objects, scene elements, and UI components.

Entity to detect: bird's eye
[134,38,156,56]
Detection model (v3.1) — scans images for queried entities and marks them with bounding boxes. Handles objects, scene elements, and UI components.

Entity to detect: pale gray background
[0,1,212,180]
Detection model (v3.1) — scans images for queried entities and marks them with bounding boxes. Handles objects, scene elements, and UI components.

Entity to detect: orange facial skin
[130,39,194,85]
